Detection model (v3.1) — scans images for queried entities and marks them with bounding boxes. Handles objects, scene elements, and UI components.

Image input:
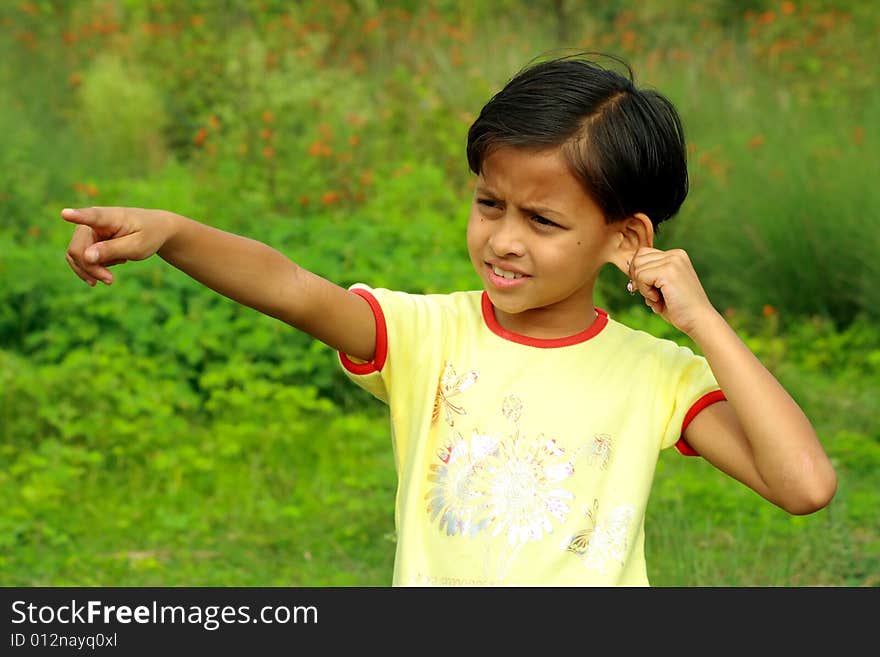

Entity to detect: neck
[493,304,599,340]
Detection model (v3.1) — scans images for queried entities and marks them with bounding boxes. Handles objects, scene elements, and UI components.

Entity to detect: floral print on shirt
[425,362,633,579]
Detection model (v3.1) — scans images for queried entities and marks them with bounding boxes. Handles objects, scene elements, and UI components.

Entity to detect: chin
[485,290,529,315]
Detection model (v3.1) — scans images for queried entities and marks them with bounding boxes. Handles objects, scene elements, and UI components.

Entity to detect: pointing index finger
[61,206,110,228]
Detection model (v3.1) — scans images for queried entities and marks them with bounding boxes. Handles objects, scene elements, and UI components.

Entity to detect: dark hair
[466,52,688,229]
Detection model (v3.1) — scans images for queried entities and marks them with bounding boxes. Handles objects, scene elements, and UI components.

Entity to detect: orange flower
[307,140,332,157]
[349,134,360,147]
[262,146,275,160]
[321,191,340,205]
[780,1,795,15]
[260,128,274,141]
[73,182,97,197]
[208,115,221,130]
[193,127,208,146]
[68,72,82,88]
[767,38,795,57]
[393,163,413,178]
[299,195,310,207]
[101,21,120,35]
[261,110,275,124]
[762,304,777,318]
[190,15,204,28]
[141,22,162,37]
[348,54,366,73]
[363,16,380,34]
[614,9,635,28]
[852,126,865,146]
[15,31,36,50]
[748,134,766,149]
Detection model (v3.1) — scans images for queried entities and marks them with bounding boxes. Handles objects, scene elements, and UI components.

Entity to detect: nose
[488,214,526,258]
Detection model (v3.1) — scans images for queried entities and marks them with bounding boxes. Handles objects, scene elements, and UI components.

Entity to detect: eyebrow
[474,184,563,218]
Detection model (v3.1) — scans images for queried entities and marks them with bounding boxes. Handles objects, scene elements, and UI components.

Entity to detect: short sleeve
[337,285,457,465]
[337,285,390,402]
[337,284,451,405]
[658,345,726,455]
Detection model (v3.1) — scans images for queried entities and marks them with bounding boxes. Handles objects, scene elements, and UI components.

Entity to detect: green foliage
[664,82,880,328]
[0,346,396,585]
[76,54,169,176]
[1,0,878,586]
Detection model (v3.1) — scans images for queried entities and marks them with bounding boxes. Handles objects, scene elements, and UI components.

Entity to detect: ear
[608,212,654,276]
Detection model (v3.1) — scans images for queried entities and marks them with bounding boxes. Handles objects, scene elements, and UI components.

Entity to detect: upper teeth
[493,265,523,280]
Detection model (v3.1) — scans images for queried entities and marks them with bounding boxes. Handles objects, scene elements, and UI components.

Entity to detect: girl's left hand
[628,246,718,338]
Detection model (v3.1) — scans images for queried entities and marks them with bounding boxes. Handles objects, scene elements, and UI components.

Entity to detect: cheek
[465,213,483,249]
[546,238,597,275]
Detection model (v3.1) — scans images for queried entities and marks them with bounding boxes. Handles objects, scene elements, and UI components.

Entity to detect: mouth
[491,264,524,280]
[486,262,529,288]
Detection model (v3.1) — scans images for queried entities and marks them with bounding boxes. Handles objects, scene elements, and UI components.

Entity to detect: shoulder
[601,315,711,388]
[351,285,482,316]
[347,285,486,343]
[603,315,693,358]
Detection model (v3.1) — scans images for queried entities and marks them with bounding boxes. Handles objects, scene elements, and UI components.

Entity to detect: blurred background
[1,0,877,586]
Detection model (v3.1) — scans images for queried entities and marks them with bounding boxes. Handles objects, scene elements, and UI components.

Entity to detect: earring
[626,260,636,295]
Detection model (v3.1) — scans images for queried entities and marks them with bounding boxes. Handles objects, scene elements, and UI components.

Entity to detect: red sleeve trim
[675,389,727,456]
[337,287,388,375]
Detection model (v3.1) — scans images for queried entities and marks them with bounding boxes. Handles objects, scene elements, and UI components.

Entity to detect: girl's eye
[532,215,558,228]
[477,199,498,208]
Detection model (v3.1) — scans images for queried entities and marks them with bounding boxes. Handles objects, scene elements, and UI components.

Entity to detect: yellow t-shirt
[338,286,725,586]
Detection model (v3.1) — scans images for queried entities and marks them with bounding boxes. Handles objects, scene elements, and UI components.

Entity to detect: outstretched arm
[62,206,376,361]
[628,246,837,515]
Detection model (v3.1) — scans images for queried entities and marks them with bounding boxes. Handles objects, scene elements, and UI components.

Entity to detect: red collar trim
[480,291,608,348]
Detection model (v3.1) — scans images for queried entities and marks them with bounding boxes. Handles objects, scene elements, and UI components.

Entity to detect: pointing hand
[62,206,174,286]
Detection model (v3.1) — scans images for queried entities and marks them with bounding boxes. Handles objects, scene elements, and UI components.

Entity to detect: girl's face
[466,145,622,339]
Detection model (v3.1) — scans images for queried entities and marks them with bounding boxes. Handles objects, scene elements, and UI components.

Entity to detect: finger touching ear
[610,212,654,276]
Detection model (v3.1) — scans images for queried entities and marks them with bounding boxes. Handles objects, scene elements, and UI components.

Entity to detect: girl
[63,53,836,586]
